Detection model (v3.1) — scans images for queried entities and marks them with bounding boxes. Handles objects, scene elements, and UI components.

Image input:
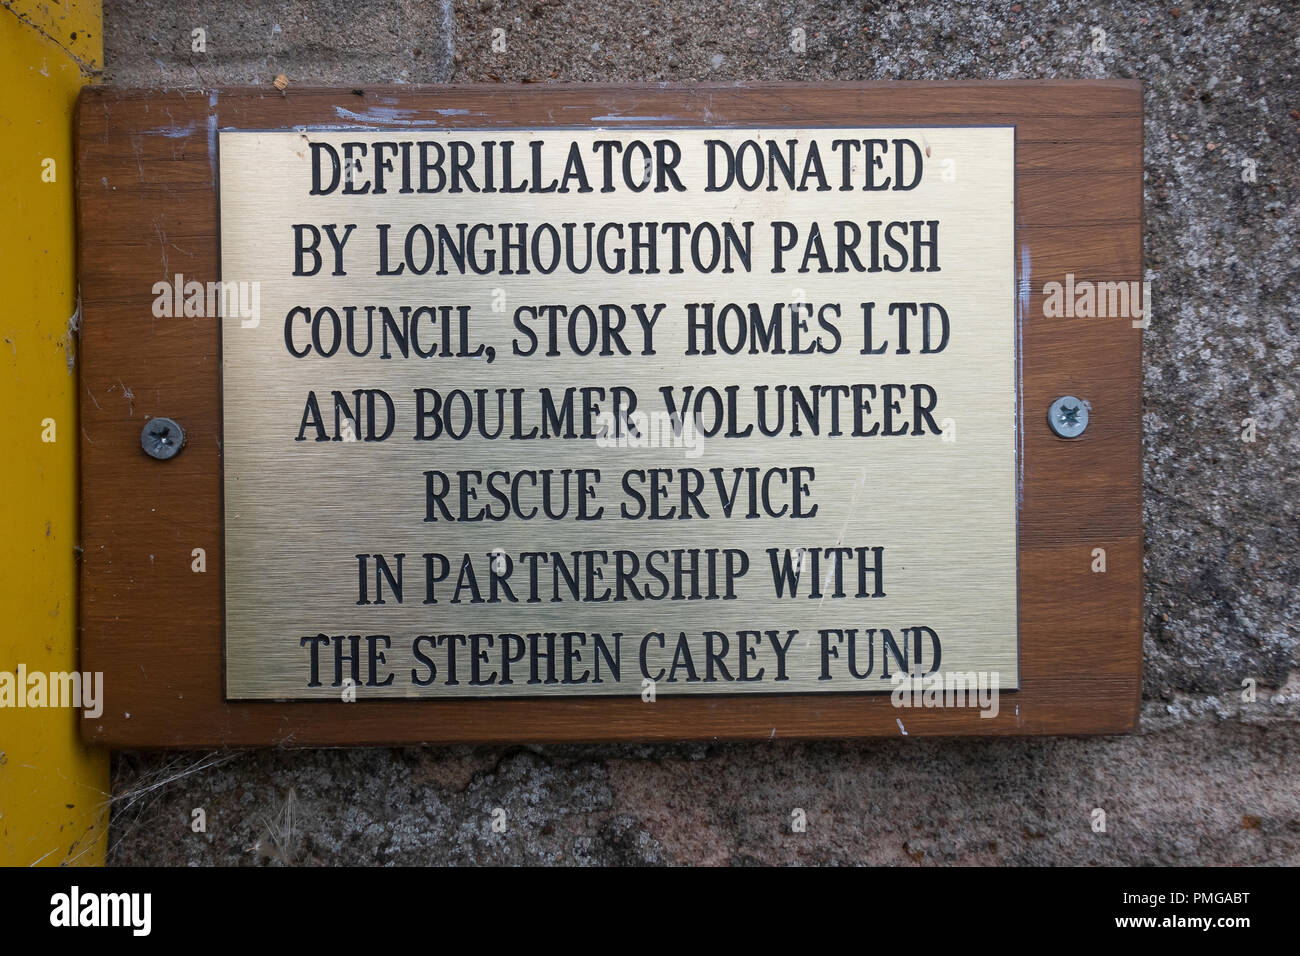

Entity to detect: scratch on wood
[153,218,168,277]
[113,379,135,416]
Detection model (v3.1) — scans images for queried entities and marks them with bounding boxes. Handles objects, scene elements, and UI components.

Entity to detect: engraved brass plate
[219,126,1017,700]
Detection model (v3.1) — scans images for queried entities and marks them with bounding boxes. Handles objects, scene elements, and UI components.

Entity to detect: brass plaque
[219,126,1017,700]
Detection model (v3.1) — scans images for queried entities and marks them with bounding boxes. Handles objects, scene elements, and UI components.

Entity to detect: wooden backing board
[75,82,1143,747]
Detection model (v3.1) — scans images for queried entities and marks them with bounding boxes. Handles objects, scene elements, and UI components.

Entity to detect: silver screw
[1047,396,1089,439]
[141,417,185,460]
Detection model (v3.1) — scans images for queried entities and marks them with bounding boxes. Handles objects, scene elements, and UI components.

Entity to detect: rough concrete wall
[100,0,1298,864]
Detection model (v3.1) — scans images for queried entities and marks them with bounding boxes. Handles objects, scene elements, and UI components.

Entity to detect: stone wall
[101,0,1297,865]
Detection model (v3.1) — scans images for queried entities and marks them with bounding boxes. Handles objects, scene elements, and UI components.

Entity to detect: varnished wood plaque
[76,82,1143,746]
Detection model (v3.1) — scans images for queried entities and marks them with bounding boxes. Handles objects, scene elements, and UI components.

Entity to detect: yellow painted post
[0,0,109,865]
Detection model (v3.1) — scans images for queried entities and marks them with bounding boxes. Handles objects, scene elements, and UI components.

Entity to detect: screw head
[1047,396,1089,439]
[141,417,185,460]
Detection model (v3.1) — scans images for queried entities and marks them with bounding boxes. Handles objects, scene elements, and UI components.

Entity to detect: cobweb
[93,750,244,865]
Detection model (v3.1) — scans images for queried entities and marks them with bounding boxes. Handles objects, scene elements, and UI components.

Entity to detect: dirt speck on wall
[101,0,1298,865]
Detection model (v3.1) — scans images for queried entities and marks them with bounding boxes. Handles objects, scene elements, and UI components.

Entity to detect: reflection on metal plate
[219,126,1018,700]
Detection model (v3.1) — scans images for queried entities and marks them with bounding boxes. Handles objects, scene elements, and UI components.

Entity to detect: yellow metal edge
[0,0,109,866]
